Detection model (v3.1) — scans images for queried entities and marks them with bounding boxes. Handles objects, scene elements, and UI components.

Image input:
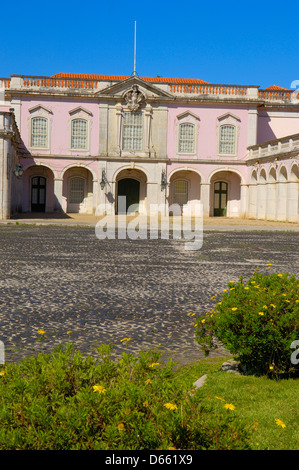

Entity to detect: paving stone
[0,225,298,365]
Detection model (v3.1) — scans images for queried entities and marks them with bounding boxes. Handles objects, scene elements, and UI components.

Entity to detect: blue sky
[1,0,298,89]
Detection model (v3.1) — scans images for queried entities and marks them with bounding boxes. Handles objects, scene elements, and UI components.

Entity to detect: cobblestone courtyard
[0,224,299,364]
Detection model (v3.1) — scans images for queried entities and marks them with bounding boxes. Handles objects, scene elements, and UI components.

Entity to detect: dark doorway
[31,176,46,212]
[214,181,228,216]
[117,178,140,213]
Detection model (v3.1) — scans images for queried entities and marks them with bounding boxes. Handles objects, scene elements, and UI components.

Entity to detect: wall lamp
[13,164,24,177]
[100,169,107,190]
[161,170,167,191]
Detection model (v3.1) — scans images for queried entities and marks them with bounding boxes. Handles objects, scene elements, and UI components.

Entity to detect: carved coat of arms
[123,84,145,111]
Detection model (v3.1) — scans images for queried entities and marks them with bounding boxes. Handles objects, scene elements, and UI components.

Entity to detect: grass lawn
[175,356,299,450]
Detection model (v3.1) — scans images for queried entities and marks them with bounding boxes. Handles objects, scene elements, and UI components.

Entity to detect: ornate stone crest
[123,84,145,111]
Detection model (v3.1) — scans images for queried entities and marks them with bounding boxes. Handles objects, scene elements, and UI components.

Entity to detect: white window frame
[69,176,85,204]
[173,179,188,206]
[178,123,195,154]
[176,111,200,157]
[122,111,143,151]
[31,117,48,148]
[28,105,52,151]
[70,118,89,150]
[217,113,240,157]
[219,124,236,155]
[68,107,92,153]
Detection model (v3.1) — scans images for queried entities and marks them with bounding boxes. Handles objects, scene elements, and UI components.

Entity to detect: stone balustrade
[247,133,299,160]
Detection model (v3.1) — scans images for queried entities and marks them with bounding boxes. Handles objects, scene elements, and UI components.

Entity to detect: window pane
[122,112,143,150]
[31,118,47,147]
[71,119,87,149]
[179,123,194,153]
[219,125,235,154]
[174,180,188,205]
[69,177,85,204]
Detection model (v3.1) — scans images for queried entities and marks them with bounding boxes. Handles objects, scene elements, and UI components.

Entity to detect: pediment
[95,76,174,101]
[68,106,93,116]
[176,110,200,121]
[28,104,52,114]
[217,112,241,123]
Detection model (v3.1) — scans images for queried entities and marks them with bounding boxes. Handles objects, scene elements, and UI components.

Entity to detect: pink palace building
[1,72,299,221]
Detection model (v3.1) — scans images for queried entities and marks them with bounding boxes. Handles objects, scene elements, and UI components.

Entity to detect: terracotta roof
[51,72,210,85]
[263,85,291,91]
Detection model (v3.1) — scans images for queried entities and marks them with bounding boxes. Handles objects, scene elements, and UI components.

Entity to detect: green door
[214,181,228,216]
[117,178,140,214]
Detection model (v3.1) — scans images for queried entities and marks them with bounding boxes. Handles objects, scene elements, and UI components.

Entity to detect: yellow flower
[244,287,249,290]
[149,362,159,368]
[118,422,125,431]
[263,305,268,309]
[231,307,238,311]
[266,263,272,266]
[67,330,72,334]
[0,370,5,376]
[120,337,131,342]
[37,330,45,335]
[270,304,276,308]
[277,273,283,277]
[217,302,222,305]
[275,419,286,429]
[258,312,264,316]
[143,401,149,407]
[201,319,206,323]
[224,403,235,411]
[92,385,106,394]
[164,403,177,410]
[145,378,152,384]
[230,287,235,291]
[269,365,274,370]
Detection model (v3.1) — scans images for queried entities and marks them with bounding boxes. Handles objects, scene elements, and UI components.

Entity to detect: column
[54,178,63,212]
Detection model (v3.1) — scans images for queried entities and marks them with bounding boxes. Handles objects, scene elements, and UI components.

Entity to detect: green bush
[0,343,252,450]
[195,270,299,377]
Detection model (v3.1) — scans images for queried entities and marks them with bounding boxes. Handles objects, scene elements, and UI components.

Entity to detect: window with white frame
[122,112,143,151]
[219,124,236,154]
[31,117,48,147]
[69,177,85,204]
[71,119,88,150]
[178,123,195,153]
[173,180,188,206]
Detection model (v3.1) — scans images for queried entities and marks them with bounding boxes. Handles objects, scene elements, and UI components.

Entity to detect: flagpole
[134,21,137,76]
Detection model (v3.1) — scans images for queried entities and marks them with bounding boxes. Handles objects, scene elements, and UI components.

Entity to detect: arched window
[173,180,188,205]
[69,177,85,204]
[31,117,48,147]
[219,125,236,154]
[178,123,195,153]
[71,119,88,149]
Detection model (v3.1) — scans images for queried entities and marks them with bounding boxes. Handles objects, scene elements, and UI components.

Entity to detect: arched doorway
[62,167,94,214]
[115,168,147,215]
[117,178,140,213]
[31,176,46,212]
[22,164,55,213]
[168,169,201,215]
[209,170,242,217]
